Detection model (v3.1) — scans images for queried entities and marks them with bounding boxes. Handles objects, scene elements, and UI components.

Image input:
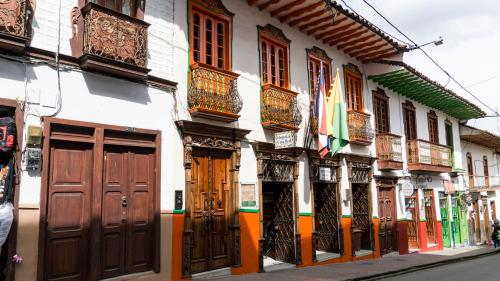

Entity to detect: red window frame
[260,36,289,89]
[308,56,331,97]
[190,5,231,70]
[427,110,439,143]
[373,89,390,134]
[403,101,417,140]
[345,70,363,111]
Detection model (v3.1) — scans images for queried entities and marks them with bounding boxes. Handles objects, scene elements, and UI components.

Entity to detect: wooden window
[344,68,363,111]
[484,156,489,187]
[445,120,453,148]
[308,56,331,97]
[94,0,140,18]
[373,89,390,134]
[260,38,289,88]
[402,101,417,140]
[428,110,439,143]
[190,7,230,70]
[467,152,474,187]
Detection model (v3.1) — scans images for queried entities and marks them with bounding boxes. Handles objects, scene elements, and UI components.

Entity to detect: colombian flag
[326,68,349,155]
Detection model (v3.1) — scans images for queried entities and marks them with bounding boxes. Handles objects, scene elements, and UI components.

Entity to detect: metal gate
[314,182,340,253]
[352,183,370,251]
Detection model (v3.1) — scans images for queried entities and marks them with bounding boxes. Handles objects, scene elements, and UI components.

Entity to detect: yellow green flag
[326,68,349,155]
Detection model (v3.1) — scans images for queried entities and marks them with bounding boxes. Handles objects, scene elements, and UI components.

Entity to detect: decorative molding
[373,87,389,100]
[191,0,234,18]
[192,136,234,150]
[258,24,290,45]
[307,46,332,62]
[402,100,415,110]
[343,63,362,77]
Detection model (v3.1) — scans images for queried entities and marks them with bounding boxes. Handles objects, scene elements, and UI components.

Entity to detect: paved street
[201,247,499,281]
[381,254,500,281]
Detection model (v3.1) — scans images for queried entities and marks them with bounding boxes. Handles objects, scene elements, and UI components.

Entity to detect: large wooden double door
[190,149,231,274]
[314,182,340,253]
[44,143,156,280]
[378,185,397,254]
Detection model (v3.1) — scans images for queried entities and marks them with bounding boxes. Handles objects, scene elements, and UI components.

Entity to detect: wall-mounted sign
[319,167,331,181]
[401,181,414,197]
[174,190,183,210]
[444,180,455,194]
[241,184,256,207]
[274,131,296,149]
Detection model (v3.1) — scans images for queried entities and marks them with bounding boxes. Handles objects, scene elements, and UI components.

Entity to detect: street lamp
[408,36,444,51]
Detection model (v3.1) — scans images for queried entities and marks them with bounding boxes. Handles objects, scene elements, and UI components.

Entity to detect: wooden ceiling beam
[289,7,325,26]
[343,37,383,53]
[270,0,305,17]
[349,42,387,57]
[337,33,376,50]
[315,21,355,40]
[279,1,324,23]
[363,50,400,62]
[258,0,281,10]
[248,0,260,6]
[328,28,368,46]
[299,15,331,31]
[357,47,396,61]
[306,16,348,35]
[323,26,363,44]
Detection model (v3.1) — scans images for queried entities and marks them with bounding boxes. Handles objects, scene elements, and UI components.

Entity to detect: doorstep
[263,256,296,272]
[192,267,231,280]
[354,249,373,257]
[315,250,341,262]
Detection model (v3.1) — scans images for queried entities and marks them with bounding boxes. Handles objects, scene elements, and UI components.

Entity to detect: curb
[344,249,500,281]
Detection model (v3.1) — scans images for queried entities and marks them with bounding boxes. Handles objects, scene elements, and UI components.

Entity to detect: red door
[44,141,93,281]
[101,146,155,278]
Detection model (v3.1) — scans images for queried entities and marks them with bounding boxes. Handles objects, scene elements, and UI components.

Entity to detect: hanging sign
[319,167,331,181]
[274,131,296,149]
[401,181,414,197]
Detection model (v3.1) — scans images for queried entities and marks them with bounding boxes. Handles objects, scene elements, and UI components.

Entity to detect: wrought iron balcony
[188,63,242,122]
[407,139,452,173]
[375,133,403,170]
[468,176,500,191]
[261,84,302,131]
[347,110,374,145]
[71,3,150,80]
[0,0,31,53]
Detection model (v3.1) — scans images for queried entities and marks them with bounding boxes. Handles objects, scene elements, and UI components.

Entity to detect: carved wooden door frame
[375,177,398,255]
[253,142,302,272]
[176,121,249,277]
[307,150,343,261]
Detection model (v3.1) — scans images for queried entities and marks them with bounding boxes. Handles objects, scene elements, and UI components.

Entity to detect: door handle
[121,196,128,207]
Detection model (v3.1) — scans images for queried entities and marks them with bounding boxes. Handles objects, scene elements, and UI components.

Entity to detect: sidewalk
[207,246,499,281]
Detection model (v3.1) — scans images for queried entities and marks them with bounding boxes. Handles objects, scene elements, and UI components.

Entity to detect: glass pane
[278,49,284,87]
[271,46,276,85]
[122,0,131,16]
[217,23,224,69]
[262,42,268,83]
[206,19,213,66]
[193,14,200,63]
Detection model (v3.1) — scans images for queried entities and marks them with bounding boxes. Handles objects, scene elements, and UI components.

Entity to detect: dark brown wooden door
[491,201,496,221]
[483,199,491,240]
[405,191,419,249]
[190,149,231,274]
[378,185,396,254]
[424,190,436,244]
[473,201,481,243]
[314,183,340,253]
[101,146,155,279]
[44,141,93,281]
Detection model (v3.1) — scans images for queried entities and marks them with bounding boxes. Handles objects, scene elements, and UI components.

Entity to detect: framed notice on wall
[241,184,256,207]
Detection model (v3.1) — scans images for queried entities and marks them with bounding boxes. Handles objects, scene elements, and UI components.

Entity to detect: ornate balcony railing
[188,63,242,122]
[71,3,150,79]
[261,84,302,131]
[348,110,374,145]
[469,176,500,190]
[407,139,452,172]
[375,133,403,170]
[0,0,31,52]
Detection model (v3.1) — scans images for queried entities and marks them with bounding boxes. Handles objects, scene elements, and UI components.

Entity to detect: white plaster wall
[461,140,500,180]
[30,0,175,80]
[0,59,184,210]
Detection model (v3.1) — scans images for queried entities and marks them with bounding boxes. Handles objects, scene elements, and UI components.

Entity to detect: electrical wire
[357,0,499,116]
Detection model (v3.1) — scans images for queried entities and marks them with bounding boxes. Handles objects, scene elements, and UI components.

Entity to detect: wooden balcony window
[261,84,301,131]
[469,176,500,191]
[0,0,32,53]
[348,110,374,145]
[70,3,150,80]
[188,62,242,122]
[375,133,403,170]
[407,139,452,173]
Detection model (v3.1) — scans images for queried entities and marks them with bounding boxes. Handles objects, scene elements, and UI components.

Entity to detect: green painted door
[439,194,451,247]
[452,204,461,243]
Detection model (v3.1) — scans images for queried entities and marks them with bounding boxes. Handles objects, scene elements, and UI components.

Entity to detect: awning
[247,0,408,61]
[460,124,500,152]
[368,60,485,120]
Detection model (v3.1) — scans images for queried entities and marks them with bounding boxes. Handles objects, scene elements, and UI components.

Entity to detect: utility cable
[357,0,498,116]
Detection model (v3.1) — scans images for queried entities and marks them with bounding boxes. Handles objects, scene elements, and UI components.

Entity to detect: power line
[349,0,499,116]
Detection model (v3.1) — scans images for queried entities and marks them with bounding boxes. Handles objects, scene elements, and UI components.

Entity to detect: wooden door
[491,201,497,221]
[482,199,491,240]
[405,191,419,249]
[44,141,93,281]
[101,146,155,279]
[314,182,340,253]
[473,201,481,243]
[424,190,436,244]
[378,185,396,254]
[190,149,231,274]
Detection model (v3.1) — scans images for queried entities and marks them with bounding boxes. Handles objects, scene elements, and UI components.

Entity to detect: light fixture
[408,36,444,51]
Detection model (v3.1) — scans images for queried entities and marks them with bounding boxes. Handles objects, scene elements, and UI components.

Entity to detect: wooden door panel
[406,192,419,249]
[127,149,154,273]
[45,142,93,281]
[424,190,436,244]
[378,186,396,254]
[314,183,340,253]
[210,156,229,266]
[102,148,128,278]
